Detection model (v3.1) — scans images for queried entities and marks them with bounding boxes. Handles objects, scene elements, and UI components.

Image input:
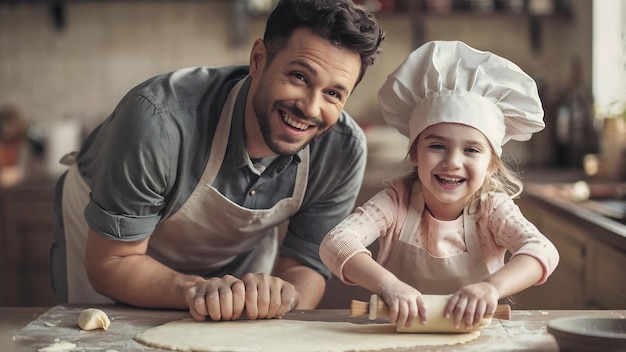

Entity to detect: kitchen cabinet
[512,184,626,310]
[586,241,626,309]
[0,178,58,307]
[513,196,588,309]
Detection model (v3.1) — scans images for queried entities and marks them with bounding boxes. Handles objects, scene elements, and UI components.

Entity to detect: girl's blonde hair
[480,151,524,199]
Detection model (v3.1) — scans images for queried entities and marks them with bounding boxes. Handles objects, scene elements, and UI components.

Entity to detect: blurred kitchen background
[1,0,625,309]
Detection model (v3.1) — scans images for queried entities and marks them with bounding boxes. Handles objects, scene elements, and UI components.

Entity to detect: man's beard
[257,112,311,155]
[253,97,321,156]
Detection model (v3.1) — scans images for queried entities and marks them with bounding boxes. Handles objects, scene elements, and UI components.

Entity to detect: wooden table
[2,306,625,351]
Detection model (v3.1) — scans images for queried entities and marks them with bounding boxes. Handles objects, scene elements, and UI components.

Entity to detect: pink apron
[383,191,489,294]
[62,79,309,303]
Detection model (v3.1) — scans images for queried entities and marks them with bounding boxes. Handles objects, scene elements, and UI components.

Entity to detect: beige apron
[62,79,309,303]
[383,191,489,295]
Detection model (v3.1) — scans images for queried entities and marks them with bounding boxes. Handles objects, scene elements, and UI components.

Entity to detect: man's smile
[281,111,311,131]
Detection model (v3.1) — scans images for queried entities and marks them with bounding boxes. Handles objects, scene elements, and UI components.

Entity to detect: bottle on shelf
[554,56,598,168]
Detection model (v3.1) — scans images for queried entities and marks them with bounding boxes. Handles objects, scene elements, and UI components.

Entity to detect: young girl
[319,41,559,331]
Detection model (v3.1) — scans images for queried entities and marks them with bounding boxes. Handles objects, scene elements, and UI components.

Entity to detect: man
[51,0,384,322]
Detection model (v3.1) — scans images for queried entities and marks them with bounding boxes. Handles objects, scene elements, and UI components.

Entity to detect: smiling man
[50,0,384,321]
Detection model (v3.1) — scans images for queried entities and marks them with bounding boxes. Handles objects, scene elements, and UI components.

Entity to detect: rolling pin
[350,294,511,333]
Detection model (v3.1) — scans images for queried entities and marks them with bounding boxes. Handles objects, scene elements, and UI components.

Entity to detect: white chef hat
[377,40,545,156]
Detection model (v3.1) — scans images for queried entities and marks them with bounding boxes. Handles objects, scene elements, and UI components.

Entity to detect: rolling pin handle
[491,303,512,320]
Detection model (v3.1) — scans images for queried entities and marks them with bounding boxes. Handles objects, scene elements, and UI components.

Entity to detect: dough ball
[78,308,111,331]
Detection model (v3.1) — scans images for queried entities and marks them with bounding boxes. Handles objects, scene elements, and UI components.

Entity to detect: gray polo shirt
[71,65,367,279]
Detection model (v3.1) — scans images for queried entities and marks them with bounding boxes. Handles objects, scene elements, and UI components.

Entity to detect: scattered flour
[38,341,77,352]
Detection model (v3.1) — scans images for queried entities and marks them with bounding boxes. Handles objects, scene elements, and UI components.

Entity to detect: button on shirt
[213,114,301,210]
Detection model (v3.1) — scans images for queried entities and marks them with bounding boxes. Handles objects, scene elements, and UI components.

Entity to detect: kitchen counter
[510,169,626,310]
[516,167,626,246]
[3,305,626,351]
[522,182,626,251]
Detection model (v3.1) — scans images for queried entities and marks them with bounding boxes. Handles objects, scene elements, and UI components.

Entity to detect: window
[592,0,626,118]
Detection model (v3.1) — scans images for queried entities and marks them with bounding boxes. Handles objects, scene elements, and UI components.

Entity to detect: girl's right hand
[380,280,427,328]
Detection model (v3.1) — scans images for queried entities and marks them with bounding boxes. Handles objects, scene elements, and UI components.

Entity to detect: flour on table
[134,318,480,352]
[37,341,77,352]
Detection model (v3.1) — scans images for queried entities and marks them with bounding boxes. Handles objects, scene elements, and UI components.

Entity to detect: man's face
[248,28,361,156]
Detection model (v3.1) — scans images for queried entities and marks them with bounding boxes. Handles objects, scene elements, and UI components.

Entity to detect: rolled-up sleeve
[84,93,176,241]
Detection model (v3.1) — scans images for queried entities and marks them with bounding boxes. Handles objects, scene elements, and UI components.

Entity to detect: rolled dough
[134,318,481,352]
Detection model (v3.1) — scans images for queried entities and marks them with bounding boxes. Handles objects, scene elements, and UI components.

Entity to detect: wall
[0,0,596,309]
[0,0,591,163]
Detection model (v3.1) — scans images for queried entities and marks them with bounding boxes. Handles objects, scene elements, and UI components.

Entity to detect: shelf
[0,0,574,51]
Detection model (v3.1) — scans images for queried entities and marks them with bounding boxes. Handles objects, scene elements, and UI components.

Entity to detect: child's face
[412,122,493,220]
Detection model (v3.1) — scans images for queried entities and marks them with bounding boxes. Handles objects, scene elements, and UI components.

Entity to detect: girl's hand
[380,280,427,328]
[444,282,499,329]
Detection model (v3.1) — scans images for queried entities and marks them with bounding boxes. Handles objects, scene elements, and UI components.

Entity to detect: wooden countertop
[3,305,625,351]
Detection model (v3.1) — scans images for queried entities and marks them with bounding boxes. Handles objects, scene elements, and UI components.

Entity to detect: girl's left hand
[444,282,499,329]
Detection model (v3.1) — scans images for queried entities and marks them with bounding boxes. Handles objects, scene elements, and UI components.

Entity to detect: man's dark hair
[263,0,385,86]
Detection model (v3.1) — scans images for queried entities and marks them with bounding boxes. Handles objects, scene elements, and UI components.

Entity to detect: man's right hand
[186,273,297,321]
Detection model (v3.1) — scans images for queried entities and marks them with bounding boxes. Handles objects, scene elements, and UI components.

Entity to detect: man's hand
[186,275,246,321]
[185,273,297,321]
[241,272,297,320]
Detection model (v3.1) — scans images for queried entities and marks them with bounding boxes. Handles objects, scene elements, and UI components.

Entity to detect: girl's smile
[414,122,493,220]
